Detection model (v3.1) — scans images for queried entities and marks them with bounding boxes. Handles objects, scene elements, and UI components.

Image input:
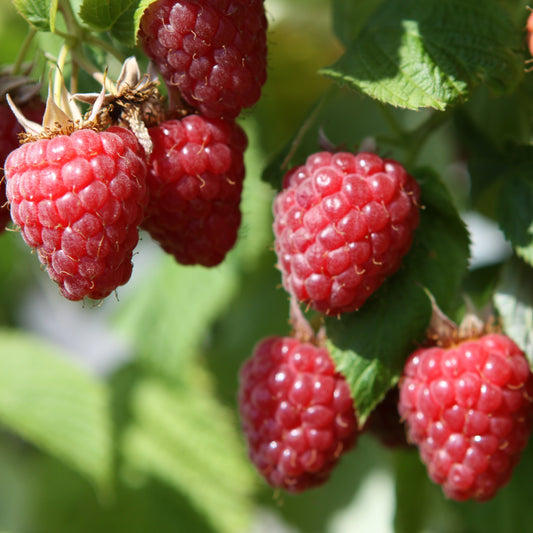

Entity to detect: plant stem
[378,103,407,138]
[404,109,450,168]
[84,34,125,63]
[53,44,70,105]
[12,27,37,75]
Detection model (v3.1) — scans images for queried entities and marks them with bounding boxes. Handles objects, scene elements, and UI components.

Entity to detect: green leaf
[122,376,256,533]
[12,0,57,31]
[321,0,523,110]
[331,0,384,46]
[115,257,240,381]
[0,329,112,492]
[494,257,533,364]
[497,171,533,266]
[78,0,135,31]
[327,168,470,423]
[110,0,157,46]
[261,93,329,189]
[463,130,533,264]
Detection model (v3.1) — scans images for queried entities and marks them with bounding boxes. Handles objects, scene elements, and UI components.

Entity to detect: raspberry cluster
[238,335,358,492]
[136,0,269,266]
[2,0,270,299]
[399,333,533,501]
[273,150,420,316]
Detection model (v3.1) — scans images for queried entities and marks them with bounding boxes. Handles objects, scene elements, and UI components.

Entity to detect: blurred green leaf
[494,257,533,364]
[115,258,239,381]
[322,0,523,110]
[327,168,470,423]
[461,125,533,263]
[122,376,256,533]
[393,449,463,533]
[0,329,112,492]
[497,173,533,266]
[12,0,56,31]
[79,0,135,31]
[331,0,384,46]
[28,448,217,533]
[261,93,329,189]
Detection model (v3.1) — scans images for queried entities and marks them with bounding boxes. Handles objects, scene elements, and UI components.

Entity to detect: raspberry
[138,0,268,119]
[273,151,420,316]
[398,333,533,501]
[364,386,411,449]
[0,101,44,234]
[4,126,148,301]
[142,114,247,266]
[238,336,358,493]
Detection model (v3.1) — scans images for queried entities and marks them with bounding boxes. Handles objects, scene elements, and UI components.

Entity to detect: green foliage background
[1,0,533,532]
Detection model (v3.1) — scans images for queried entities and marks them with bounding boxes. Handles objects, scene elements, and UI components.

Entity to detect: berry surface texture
[399,333,533,502]
[0,102,44,233]
[4,127,148,301]
[238,336,358,493]
[143,114,247,266]
[139,0,268,119]
[273,151,421,316]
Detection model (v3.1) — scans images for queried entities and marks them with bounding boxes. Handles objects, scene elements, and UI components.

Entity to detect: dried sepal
[73,56,165,154]
[424,289,499,348]
[6,67,98,143]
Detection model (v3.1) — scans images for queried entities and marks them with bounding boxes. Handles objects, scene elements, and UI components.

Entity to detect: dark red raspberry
[4,126,148,301]
[273,151,420,316]
[0,101,44,233]
[398,333,533,501]
[138,0,268,119]
[238,336,358,493]
[142,114,247,267]
[363,386,411,449]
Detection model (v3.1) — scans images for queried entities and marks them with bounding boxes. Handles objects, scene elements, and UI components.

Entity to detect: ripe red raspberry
[238,336,358,493]
[273,151,420,316]
[398,333,533,501]
[0,101,44,234]
[142,114,247,266]
[4,126,148,301]
[138,0,268,119]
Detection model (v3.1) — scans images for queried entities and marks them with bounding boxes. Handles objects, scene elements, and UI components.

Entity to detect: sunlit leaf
[322,0,523,110]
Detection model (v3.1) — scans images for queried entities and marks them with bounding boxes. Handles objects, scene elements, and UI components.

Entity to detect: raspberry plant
[1,1,533,532]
